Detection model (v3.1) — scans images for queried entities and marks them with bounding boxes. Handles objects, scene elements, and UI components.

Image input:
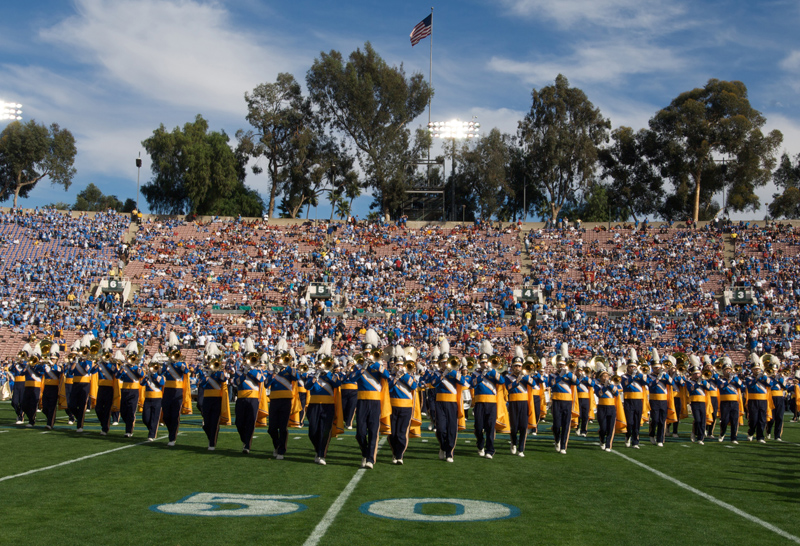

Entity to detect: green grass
[1,401,799,546]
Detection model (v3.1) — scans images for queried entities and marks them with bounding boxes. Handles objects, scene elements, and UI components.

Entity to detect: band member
[703,357,719,439]
[683,361,710,445]
[425,347,440,431]
[668,357,686,438]
[267,338,300,460]
[340,355,358,429]
[621,350,647,449]
[745,356,770,443]
[160,332,191,447]
[306,338,344,465]
[471,342,503,459]
[20,343,43,427]
[117,342,144,438]
[94,341,119,436]
[140,356,165,441]
[388,350,418,465]
[197,347,230,451]
[63,343,78,424]
[355,329,391,468]
[530,357,548,435]
[505,354,535,457]
[10,357,26,424]
[236,338,268,454]
[714,359,744,443]
[547,344,577,454]
[68,335,96,432]
[594,367,621,451]
[40,343,63,430]
[646,352,674,447]
[765,365,789,442]
[575,360,595,437]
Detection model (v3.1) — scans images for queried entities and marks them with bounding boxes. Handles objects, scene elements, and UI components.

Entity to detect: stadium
[1,209,799,546]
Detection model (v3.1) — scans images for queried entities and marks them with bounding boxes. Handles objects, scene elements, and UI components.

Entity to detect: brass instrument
[27,354,41,367]
[17,349,29,360]
[368,348,383,363]
[39,339,53,355]
[640,364,651,375]
[206,357,224,373]
[246,352,262,366]
[320,357,336,372]
[465,356,478,372]
[354,354,367,367]
[610,374,622,386]
[439,356,460,372]
[566,359,577,373]
[101,349,113,363]
[277,352,295,367]
[89,339,102,358]
[523,356,539,374]
[146,361,161,374]
[298,363,310,374]
[404,362,416,374]
[702,369,714,380]
[488,355,506,374]
[168,347,182,362]
[713,357,725,373]
[733,364,743,374]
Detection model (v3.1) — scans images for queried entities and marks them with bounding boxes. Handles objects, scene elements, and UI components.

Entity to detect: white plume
[103,338,114,351]
[561,342,569,359]
[515,346,525,359]
[114,350,125,361]
[317,337,333,357]
[125,341,139,354]
[244,337,257,353]
[630,348,638,362]
[690,355,701,367]
[168,331,180,348]
[651,347,659,363]
[276,338,289,353]
[480,340,494,356]
[365,328,380,348]
[431,346,441,360]
[439,337,450,356]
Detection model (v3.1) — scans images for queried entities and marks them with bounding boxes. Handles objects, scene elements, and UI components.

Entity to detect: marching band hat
[512,356,523,365]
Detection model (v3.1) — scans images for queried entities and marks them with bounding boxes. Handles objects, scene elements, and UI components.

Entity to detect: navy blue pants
[161,387,184,442]
[706,396,718,436]
[508,400,529,452]
[68,382,90,428]
[268,398,292,455]
[120,388,139,435]
[624,399,643,446]
[21,386,40,425]
[578,398,591,434]
[473,401,497,455]
[747,399,767,440]
[691,401,706,442]
[41,384,59,428]
[11,382,25,420]
[597,405,616,448]
[551,400,572,450]
[357,399,382,463]
[766,396,785,440]
[719,400,739,441]
[142,397,162,439]
[341,389,357,427]
[389,406,412,460]
[426,389,437,427]
[435,400,458,458]
[235,398,259,450]
[648,400,668,443]
[307,403,335,458]
[201,396,222,447]
[95,385,114,433]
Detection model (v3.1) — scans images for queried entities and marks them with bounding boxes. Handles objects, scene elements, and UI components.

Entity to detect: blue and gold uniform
[21,363,44,427]
[94,360,118,435]
[234,367,266,453]
[745,370,770,442]
[340,363,358,429]
[593,380,620,450]
[10,362,26,424]
[471,367,502,457]
[267,365,299,459]
[621,368,647,448]
[197,367,230,450]
[141,369,165,441]
[576,373,596,436]
[160,359,190,445]
[705,373,719,438]
[40,362,63,429]
[765,374,788,441]
[714,370,744,443]
[684,374,710,444]
[429,366,469,462]
[116,362,142,437]
[646,367,673,445]
[504,368,535,456]
[388,367,418,463]
[356,361,391,467]
[547,368,577,453]
[306,369,343,463]
[68,358,95,431]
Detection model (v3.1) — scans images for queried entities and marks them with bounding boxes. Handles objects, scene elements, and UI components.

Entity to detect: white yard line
[612,450,800,544]
[0,436,166,483]
[302,437,387,546]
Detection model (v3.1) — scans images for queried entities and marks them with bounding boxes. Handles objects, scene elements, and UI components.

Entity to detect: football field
[1,401,799,546]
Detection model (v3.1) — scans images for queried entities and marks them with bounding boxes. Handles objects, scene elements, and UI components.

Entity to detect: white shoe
[208,446,215,451]
[759,439,766,444]
[25,423,33,428]
[347,426,352,430]
[485,454,493,459]
[392,458,397,464]
[15,420,23,425]
[314,456,320,464]
[397,459,403,465]
[275,454,284,460]
[657,442,663,447]
[439,450,445,460]
[365,461,374,469]
[625,439,631,448]
[767,434,771,439]
[776,438,783,442]
[100,431,107,436]
[511,445,517,455]
[633,445,640,449]
[691,435,696,443]
[76,428,84,433]
[518,452,525,458]
[242,448,249,454]
[672,433,678,438]
[747,436,753,442]
[445,457,453,463]
[167,441,176,446]
[428,424,434,431]
[112,422,119,426]
[317,458,326,466]
[718,437,724,442]
[560,449,567,454]
[273,450,278,457]
[147,437,154,442]
[68,420,74,425]
[361,458,367,468]
[698,441,704,445]
[45,425,52,430]
[477,449,485,457]
[555,445,561,453]
[650,437,656,445]
[732,440,739,445]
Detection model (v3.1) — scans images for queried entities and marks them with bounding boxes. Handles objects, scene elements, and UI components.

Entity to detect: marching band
[3,331,798,465]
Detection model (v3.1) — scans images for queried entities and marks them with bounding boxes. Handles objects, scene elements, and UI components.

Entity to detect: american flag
[410,14,432,47]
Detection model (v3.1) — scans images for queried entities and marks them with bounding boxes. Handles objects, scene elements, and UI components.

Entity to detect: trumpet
[702,369,714,380]
[404,362,416,374]
[206,357,224,373]
[319,357,336,372]
[146,361,161,374]
[465,356,478,372]
[168,347,182,362]
[298,363,310,374]
[640,364,651,375]
[439,356,460,372]
[354,354,367,367]
[245,351,262,366]
[610,374,622,386]
[277,352,294,367]
[489,355,506,374]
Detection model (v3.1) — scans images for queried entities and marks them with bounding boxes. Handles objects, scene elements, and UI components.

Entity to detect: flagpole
[427,7,433,193]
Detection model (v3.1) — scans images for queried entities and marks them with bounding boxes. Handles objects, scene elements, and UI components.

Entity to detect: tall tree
[457,129,513,220]
[306,42,433,216]
[518,74,610,221]
[238,73,314,218]
[73,183,124,212]
[0,120,76,208]
[598,126,664,221]
[768,152,800,219]
[141,115,262,216]
[649,79,782,222]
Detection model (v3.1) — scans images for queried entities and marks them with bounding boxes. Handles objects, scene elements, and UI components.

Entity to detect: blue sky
[1,0,799,219]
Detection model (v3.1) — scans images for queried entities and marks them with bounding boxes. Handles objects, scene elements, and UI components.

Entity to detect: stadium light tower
[428,119,479,221]
[0,101,23,121]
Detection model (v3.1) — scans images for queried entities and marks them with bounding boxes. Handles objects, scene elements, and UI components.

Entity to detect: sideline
[302,437,387,546]
[612,450,800,544]
[0,436,166,483]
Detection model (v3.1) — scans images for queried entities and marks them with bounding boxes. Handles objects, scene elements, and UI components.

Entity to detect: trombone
[439,356,461,372]
[488,355,506,374]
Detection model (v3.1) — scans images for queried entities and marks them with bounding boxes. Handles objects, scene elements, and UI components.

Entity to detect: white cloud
[779,50,800,72]
[39,0,303,116]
